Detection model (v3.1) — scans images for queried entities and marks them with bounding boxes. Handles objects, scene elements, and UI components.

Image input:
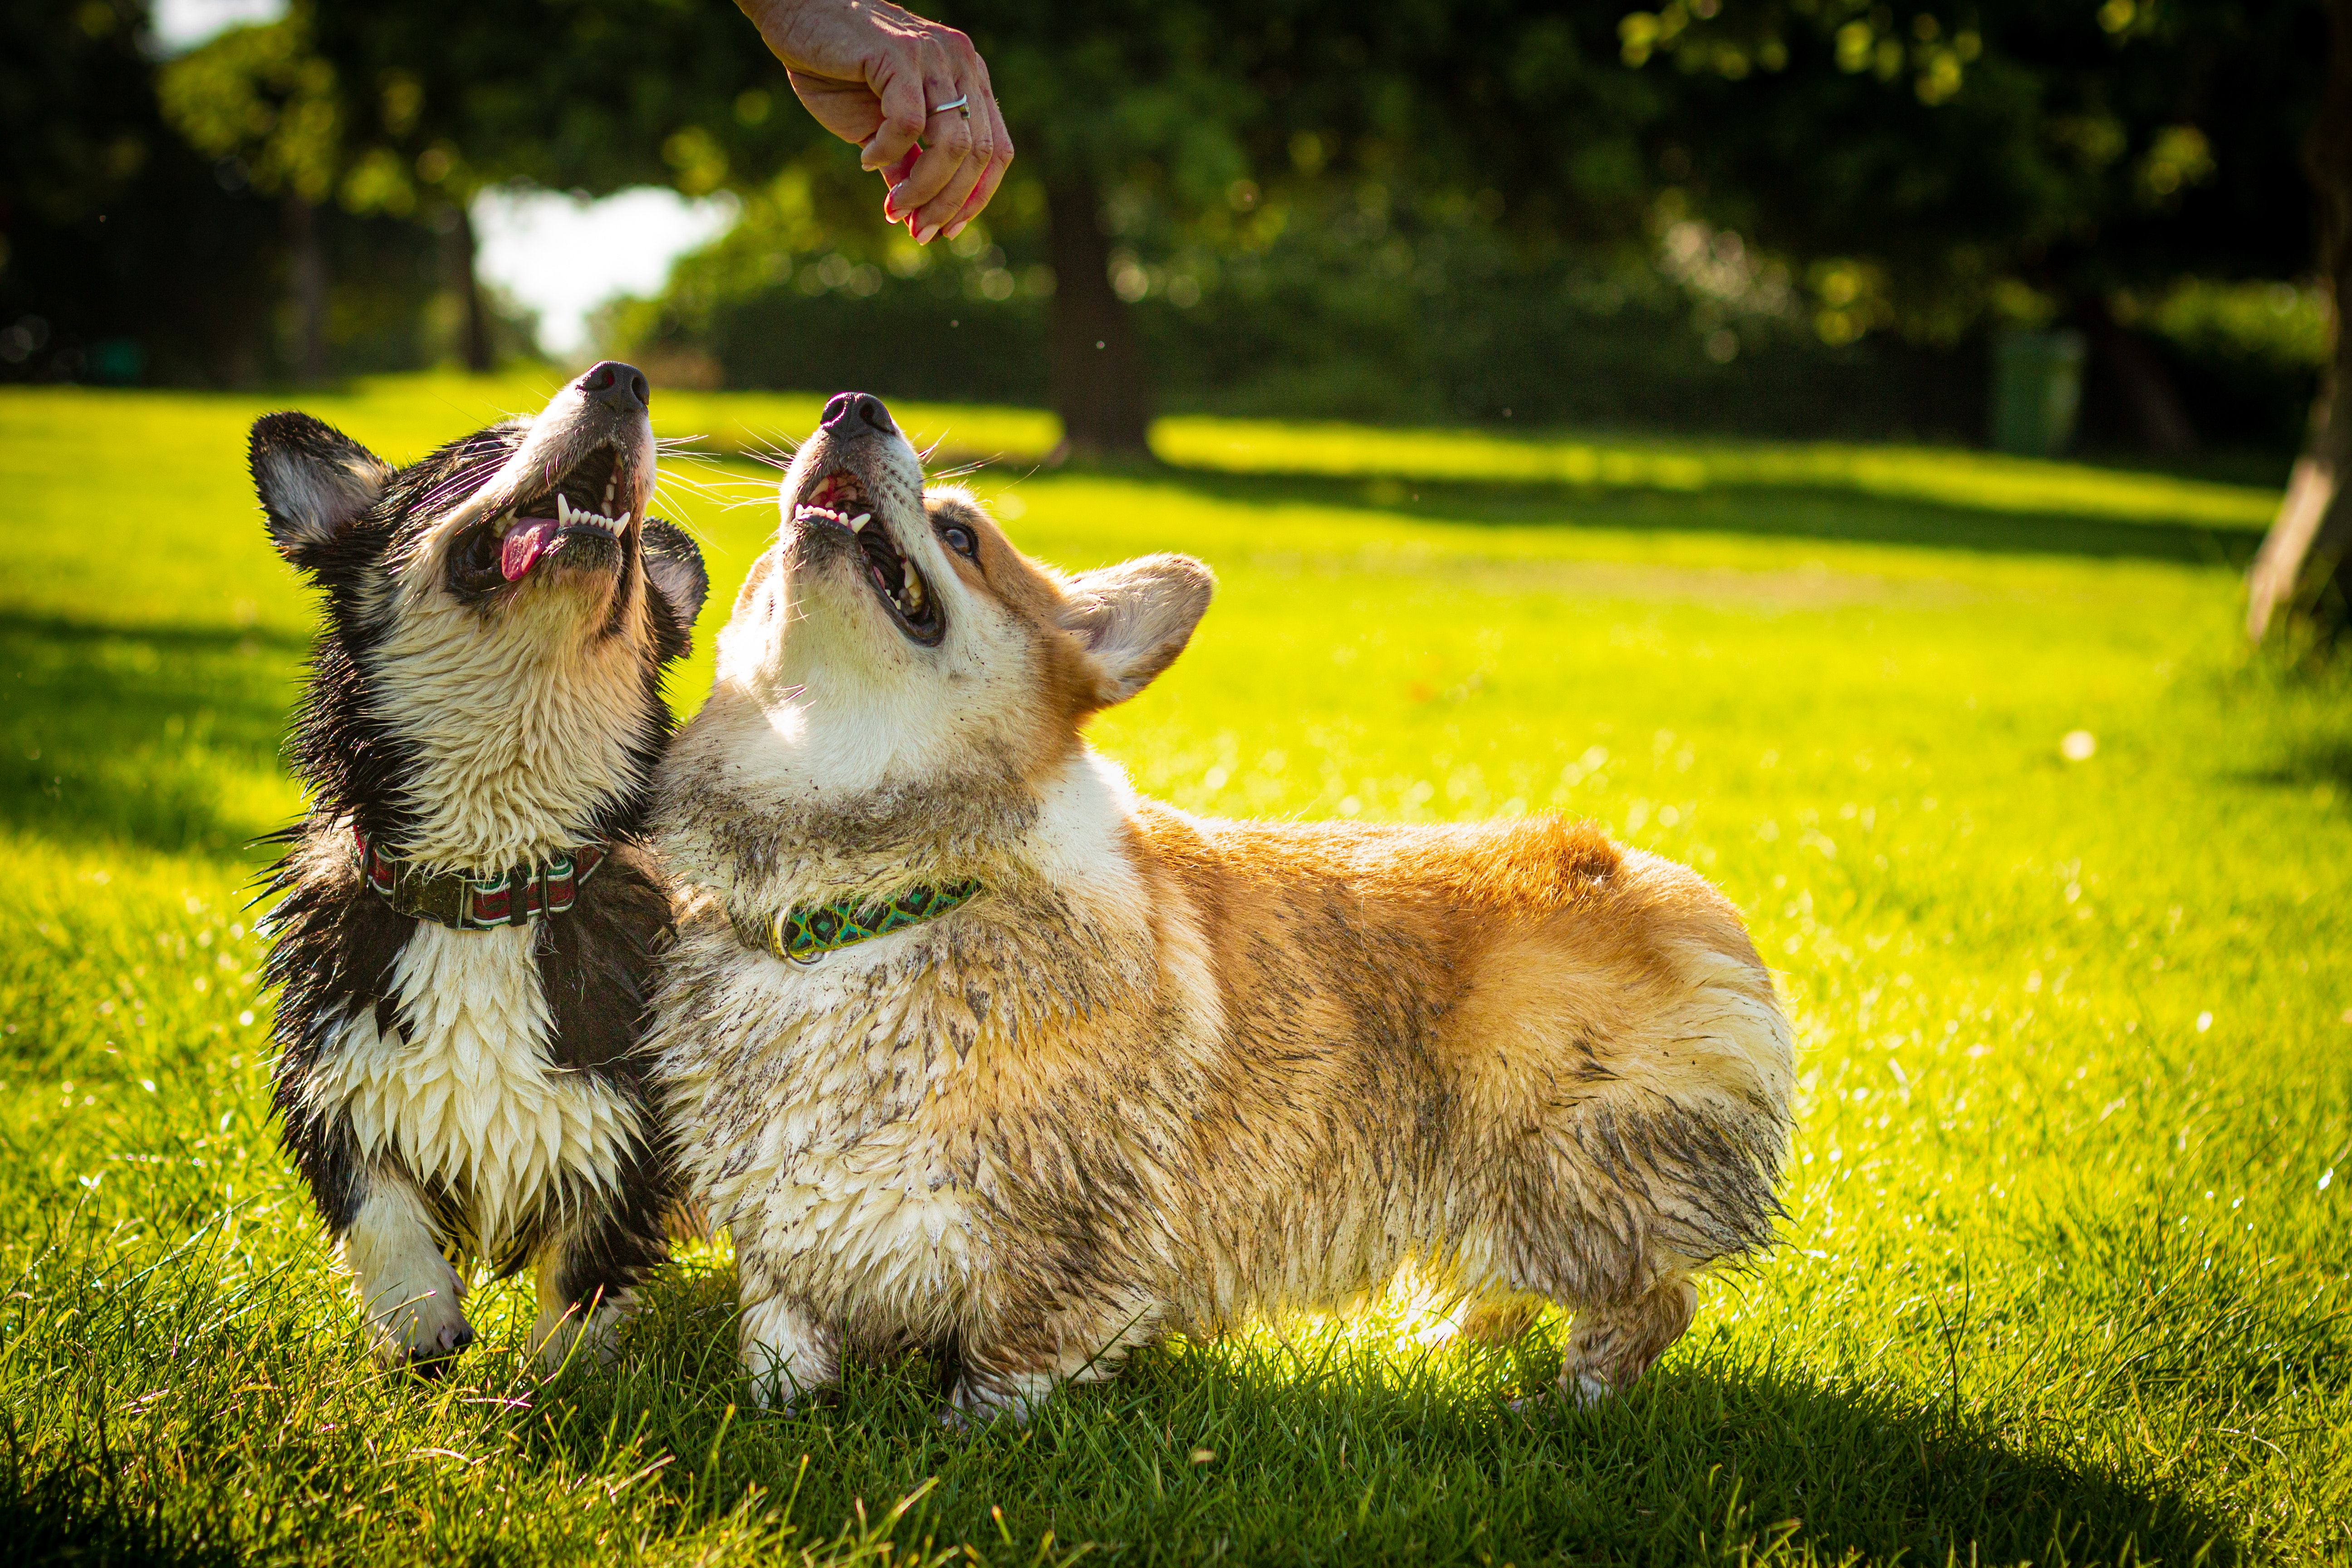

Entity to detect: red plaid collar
[352,826,609,931]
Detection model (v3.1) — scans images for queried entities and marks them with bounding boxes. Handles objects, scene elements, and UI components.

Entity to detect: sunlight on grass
[1,377,2347,1565]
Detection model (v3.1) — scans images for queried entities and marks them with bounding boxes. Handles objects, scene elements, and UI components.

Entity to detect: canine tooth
[557,494,572,523]
[902,563,924,610]
[849,513,871,532]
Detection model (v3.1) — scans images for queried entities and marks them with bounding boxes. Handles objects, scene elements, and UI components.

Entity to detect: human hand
[735,0,1014,243]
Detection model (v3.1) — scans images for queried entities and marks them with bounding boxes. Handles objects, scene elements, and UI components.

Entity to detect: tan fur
[651,412,1794,1418]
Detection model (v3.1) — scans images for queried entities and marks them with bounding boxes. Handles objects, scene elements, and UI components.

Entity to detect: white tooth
[558,494,571,524]
[849,513,871,532]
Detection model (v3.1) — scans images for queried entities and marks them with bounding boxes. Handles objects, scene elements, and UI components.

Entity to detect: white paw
[1563,1370,1616,1408]
[343,1181,472,1376]
[1508,1372,1616,1416]
[951,1372,1051,1426]
[368,1289,475,1375]
[739,1294,838,1412]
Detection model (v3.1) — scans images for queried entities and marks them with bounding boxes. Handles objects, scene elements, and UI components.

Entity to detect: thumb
[861,69,928,171]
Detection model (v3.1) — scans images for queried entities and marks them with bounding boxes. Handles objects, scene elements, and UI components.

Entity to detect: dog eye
[940,523,978,559]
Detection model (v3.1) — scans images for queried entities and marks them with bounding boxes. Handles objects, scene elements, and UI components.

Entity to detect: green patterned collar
[732,878,982,965]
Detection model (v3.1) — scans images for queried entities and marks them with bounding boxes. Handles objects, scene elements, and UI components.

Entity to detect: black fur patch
[644,519,710,657]
[250,412,394,564]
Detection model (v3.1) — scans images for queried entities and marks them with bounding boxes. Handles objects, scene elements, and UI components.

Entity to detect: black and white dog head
[251,363,710,870]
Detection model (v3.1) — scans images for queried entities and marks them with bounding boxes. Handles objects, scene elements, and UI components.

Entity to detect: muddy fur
[647,396,1794,1419]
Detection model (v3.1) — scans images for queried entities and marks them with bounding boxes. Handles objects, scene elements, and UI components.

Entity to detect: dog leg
[1557,1272,1697,1405]
[949,1289,1164,1425]
[339,1168,472,1374]
[740,1292,840,1412]
[1452,1292,1543,1348]
[527,1198,666,1374]
[528,1247,629,1376]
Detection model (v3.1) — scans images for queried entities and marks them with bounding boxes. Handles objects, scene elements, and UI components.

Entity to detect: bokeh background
[5,0,2336,472]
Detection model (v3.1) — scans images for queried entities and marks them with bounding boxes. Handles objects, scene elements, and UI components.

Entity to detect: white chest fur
[301,923,637,1253]
[657,927,992,1326]
[373,586,652,871]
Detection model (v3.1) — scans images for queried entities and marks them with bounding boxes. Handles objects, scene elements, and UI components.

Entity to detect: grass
[2,373,2347,1565]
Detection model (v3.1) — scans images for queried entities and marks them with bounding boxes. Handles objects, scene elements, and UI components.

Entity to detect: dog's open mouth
[490,445,636,582]
[795,469,943,645]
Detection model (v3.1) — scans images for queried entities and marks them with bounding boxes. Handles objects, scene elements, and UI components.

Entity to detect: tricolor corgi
[252,363,708,1373]
[647,391,1793,1420]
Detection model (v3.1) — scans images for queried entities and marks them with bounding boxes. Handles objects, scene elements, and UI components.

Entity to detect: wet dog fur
[648,392,1794,1420]
[252,364,708,1374]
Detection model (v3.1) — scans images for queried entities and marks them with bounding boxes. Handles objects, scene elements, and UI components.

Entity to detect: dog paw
[409,1319,477,1377]
[1509,1371,1616,1416]
[1560,1370,1617,1408]
[949,1374,1049,1426]
[754,1381,840,1417]
[373,1308,474,1375]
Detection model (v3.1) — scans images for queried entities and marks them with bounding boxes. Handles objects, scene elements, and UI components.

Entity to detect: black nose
[579,360,650,414]
[821,391,897,436]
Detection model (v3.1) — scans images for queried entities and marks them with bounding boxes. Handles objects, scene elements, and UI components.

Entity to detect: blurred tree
[931,1,1661,454]
[160,9,347,381]
[1612,0,2323,456]
[303,0,828,372]
[274,1,1661,451]
[1,0,283,385]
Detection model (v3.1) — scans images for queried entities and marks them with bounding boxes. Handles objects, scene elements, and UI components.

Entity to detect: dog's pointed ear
[1060,554,1215,706]
[642,518,709,655]
[250,412,392,567]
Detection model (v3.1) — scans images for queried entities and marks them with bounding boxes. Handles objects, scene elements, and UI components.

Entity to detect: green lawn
[2,376,2347,1566]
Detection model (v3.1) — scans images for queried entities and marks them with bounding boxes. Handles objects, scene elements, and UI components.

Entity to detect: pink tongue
[500,518,560,581]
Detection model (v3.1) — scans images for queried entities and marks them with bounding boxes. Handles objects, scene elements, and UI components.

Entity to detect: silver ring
[929,94,969,117]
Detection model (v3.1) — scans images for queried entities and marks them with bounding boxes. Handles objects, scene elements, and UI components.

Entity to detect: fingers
[866,29,1012,242]
[887,91,977,238]
[859,64,930,172]
[906,106,992,243]
[946,91,1015,240]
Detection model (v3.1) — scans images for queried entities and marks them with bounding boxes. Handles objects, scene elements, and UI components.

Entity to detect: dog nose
[579,361,650,414]
[821,391,898,436]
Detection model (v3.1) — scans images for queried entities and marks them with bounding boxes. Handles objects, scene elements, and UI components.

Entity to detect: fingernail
[883,197,900,221]
[943,221,967,241]
[915,224,940,245]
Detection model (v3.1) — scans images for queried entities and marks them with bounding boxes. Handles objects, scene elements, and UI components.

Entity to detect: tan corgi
[647,391,1796,1421]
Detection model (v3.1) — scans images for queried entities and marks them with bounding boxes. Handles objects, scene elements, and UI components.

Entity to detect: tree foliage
[1613,0,2323,343]
[1,0,283,383]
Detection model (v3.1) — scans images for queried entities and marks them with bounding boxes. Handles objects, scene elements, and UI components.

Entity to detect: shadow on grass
[2247,736,2352,799]
[485,1264,2243,1568]
[0,611,305,859]
[0,1454,244,1568]
[1106,462,2268,569]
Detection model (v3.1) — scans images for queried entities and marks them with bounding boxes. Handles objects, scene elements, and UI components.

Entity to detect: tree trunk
[2249,0,2352,641]
[449,199,495,374]
[1046,176,1152,460]
[284,192,328,385]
